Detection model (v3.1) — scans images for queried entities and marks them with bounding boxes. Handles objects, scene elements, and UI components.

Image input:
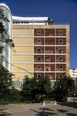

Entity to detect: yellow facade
[12,25,69,81]
[12,27,34,80]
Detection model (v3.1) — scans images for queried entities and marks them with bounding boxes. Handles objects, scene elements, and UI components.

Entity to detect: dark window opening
[59,39,63,43]
[37,74,41,78]
[59,30,63,35]
[59,57,63,61]
[59,48,63,53]
[59,65,63,70]
[37,65,41,69]
[37,48,41,52]
[58,74,63,78]
[37,39,41,43]
[37,30,41,35]
[37,57,42,61]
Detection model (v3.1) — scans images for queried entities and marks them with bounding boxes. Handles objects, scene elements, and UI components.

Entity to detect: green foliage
[0,65,13,96]
[21,76,32,96]
[21,75,52,102]
[54,75,75,101]
[0,66,20,103]
[9,88,21,101]
[1,88,21,104]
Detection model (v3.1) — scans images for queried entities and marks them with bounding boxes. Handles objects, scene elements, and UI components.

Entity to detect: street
[0,102,77,116]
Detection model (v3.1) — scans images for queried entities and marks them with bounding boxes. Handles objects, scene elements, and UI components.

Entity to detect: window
[59,39,63,44]
[37,48,41,52]
[58,74,63,78]
[37,65,41,69]
[37,74,41,78]
[59,48,63,53]
[59,57,63,61]
[37,39,41,43]
[59,30,63,35]
[59,65,63,70]
[37,30,41,35]
[37,57,42,61]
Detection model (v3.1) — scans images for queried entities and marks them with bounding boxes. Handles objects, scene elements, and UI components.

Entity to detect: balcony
[45,49,55,54]
[45,38,55,45]
[45,73,55,80]
[45,64,55,71]
[45,55,55,62]
[45,47,55,54]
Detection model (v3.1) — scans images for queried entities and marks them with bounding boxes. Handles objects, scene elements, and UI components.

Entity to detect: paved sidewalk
[0,102,77,116]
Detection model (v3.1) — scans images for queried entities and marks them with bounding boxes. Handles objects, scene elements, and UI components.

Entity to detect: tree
[21,76,32,99]
[0,65,13,97]
[21,75,52,102]
[54,75,75,101]
[0,65,22,103]
[21,76,38,102]
[36,76,52,102]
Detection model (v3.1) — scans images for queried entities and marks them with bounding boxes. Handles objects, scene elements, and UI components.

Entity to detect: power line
[2,60,34,75]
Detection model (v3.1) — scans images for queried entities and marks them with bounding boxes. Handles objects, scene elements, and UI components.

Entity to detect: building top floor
[12,16,53,25]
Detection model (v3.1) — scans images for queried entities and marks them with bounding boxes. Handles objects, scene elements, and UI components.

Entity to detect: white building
[0,3,12,72]
[70,68,77,87]
[70,68,77,78]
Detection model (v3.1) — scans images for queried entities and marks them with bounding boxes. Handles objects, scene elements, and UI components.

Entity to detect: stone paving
[0,102,77,116]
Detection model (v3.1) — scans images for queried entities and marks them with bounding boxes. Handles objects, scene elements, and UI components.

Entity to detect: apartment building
[0,3,70,89]
[12,22,69,88]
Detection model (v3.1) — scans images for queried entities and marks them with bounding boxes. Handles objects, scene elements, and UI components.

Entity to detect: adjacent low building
[70,68,77,87]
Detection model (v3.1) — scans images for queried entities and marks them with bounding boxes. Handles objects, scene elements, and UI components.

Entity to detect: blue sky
[0,0,77,69]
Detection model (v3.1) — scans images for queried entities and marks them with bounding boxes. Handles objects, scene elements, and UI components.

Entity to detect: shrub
[1,88,21,104]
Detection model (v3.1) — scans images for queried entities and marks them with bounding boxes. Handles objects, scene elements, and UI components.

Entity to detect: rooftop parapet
[12,16,53,25]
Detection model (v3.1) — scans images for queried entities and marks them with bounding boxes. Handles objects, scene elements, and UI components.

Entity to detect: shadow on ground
[57,109,68,113]
[31,103,77,116]
[31,108,57,116]
[58,102,77,109]
[0,108,11,116]
[57,109,77,116]
[67,113,77,116]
